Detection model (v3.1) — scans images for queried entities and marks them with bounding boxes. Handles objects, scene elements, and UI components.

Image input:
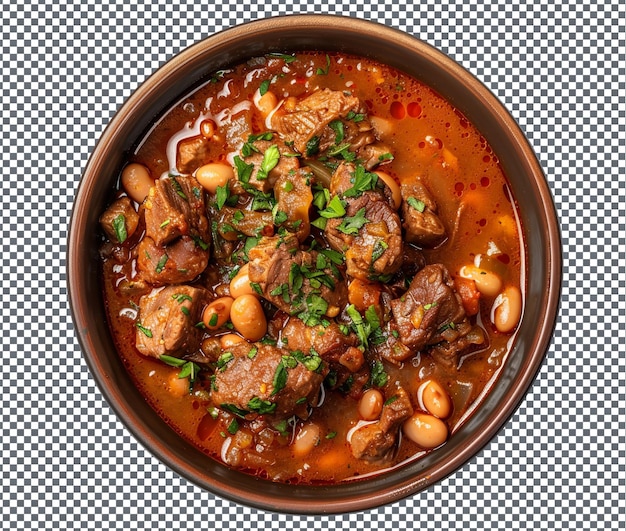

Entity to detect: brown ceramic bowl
[68,15,561,514]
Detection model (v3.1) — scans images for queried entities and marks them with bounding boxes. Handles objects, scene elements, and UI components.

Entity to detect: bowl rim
[68,14,562,514]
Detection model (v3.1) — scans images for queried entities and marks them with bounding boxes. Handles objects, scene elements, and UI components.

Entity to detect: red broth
[100,52,524,484]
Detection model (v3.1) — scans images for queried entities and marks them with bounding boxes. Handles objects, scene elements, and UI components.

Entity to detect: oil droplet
[390,101,406,119]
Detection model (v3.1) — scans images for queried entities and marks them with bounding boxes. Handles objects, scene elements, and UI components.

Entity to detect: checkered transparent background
[2,0,625,528]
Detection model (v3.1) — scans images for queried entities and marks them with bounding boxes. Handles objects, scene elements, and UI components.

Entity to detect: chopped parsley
[316,54,331,75]
[336,207,369,235]
[370,360,389,388]
[155,254,169,273]
[407,196,426,212]
[257,144,281,181]
[259,79,271,96]
[318,195,346,219]
[111,214,127,243]
[247,397,277,415]
[135,322,152,338]
[343,165,379,198]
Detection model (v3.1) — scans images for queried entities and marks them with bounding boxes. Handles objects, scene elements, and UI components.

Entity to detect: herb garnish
[111,214,127,243]
[407,196,426,212]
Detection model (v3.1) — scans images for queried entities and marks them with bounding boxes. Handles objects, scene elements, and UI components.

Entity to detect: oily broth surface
[102,52,524,483]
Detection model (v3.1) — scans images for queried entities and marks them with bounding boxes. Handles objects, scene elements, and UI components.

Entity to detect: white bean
[402,413,448,449]
[292,423,321,456]
[358,389,384,421]
[492,285,522,333]
[459,265,503,297]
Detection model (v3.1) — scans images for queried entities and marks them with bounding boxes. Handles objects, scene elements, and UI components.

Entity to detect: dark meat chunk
[358,142,394,170]
[135,285,208,358]
[99,196,139,243]
[247,235,347,320]
[136,235,209,285]
[144,175,209,247]
[177,136,212,174]
[273,168,314,242]
[349,386,413,460]
[211,342,326,419]
[325,191,403,281]
[390,264,467,354]
[281,317,360,367]
[401,181,446,248]
[215,206,274,242]
[271,89,361,154]
[239,139,300,193]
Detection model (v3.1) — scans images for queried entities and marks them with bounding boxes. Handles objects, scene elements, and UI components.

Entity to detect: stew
[99,51,525,484]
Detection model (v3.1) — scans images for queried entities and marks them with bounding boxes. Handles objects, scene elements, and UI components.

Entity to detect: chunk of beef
[271,89,361,154]
[211,342,326,419]
[135,285,208,358]
[238,139,300,193]
[215,206,274,242]
[389,264,467,354]
[328,162,395,207]
[99,196,139,243]
[401,181,446,247]
[144,175,209,247]
[273,168,314,242]
[325,191,403,281]
[349,386,413,460]
[247,235,347,319]
[281,317,360,367]
[136,235,209,285]
[177,136,212,174]
[358,142,394,170]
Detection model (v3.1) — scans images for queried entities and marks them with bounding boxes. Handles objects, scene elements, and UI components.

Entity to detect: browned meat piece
[329,162,396,207]
[325,191,403,281]
[135,285,208,358]
[358,142,393,170]
[349,386,413,460]
[273,168,314,242]
[144,175,209,247]
[430,322,486,367]
[177,136,212,174]
[136,235,209,285]
[238,139,300,193]
[99,196,139,243]
[401,181,446,247]
[215,206,274,242]
[211,342,327,419]
[271,89,361,154]
[389,264,467,354]
[247,235,347,321]
[281,317,360,366]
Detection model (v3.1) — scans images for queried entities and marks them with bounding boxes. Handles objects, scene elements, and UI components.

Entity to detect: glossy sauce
[101,52,524,483]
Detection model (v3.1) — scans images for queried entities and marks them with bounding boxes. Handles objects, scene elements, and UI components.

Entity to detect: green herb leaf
[233,155,254,183]
[217,351,234,371]
[227,418,239,434]
[336,207,369,235]
[316,54,331,75]
[271,360,288,396]
[407,196,426,212]
[221,403,248,418]
[159,354,186,367]
[111,214,127,243]
[247,396,277,414]
[305,136,320,157]
[216,181,230,210]
[169,175,187,200]
[259,79,271,96]
[343,165,379,198]
[370,360,389,388]
[136,322,153,338]
[257,144,280,181]
[318,195,346,219]
[155,254,169,273]
[328,120,345,144]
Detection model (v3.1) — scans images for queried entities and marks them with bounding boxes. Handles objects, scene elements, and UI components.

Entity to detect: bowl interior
[68,15,561,514]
